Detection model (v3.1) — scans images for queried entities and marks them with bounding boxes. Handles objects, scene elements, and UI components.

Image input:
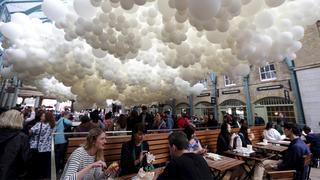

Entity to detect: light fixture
[316,20,320,37]
[274,112,279,116]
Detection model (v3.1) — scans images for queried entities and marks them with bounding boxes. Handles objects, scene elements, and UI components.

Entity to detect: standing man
[138,106,153,130]
[165,111,174,130]
[157,131,213,179]
[254,113,265,126]
[54,111,73,174]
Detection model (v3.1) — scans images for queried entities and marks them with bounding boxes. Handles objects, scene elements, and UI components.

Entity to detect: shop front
[254,97,296,123]
[219,99,246,121]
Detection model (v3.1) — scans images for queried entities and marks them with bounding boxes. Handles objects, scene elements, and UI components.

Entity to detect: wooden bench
[65,126,266,166]
[266,170,296,180]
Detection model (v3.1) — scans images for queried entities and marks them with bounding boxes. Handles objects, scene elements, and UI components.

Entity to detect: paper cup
[263,139,268,144]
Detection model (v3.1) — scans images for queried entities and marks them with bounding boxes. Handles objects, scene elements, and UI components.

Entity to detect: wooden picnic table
[224,150,276,180]
[254,143,288,153]
[116,167,165,180]
[267,139,291,146]
[224,150,275,162]
[205,154,244,180]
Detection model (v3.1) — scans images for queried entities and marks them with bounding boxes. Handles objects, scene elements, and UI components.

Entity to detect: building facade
[295,24,320,132]
[174,61,297,124]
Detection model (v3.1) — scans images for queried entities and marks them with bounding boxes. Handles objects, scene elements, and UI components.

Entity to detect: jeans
[55,143,68,173]
[253,160,278,180]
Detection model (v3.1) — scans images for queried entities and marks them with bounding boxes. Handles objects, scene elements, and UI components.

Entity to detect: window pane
[270,64,275,70]
[261,73,266,79]
[266,72,271,79]
[265,65,270,71]
[260,67,265,73]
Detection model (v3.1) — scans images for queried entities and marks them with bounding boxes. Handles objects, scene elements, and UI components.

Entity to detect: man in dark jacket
[303,126,320,165]
[254,123,311,180]
[158,132,213,180]
[138,106,153,130]
[254,113,265,126]
[0,110,31,180]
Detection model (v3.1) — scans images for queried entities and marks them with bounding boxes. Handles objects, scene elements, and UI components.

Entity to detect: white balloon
[188,0,221,21]
[120,0,134,10]
[0,22,22,40]
[157,0,175,17]
[101,0,112,12]
[134,0,147,5]
[254,10,274,29]
[206,30,227,44]
[264,0,285,7]
[90,0,102,7]
[235,63,250,76]
[92,48,107,58]
[291,26,304,40]
[175,0,188,11]
[240,0,263,17]
[42,0,67,22]
[74,0,97,19]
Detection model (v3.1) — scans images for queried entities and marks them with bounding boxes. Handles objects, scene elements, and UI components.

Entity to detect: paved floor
[310,167,320,179]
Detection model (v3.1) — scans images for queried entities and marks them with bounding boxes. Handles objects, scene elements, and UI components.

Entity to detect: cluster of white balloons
[0,0,319,108]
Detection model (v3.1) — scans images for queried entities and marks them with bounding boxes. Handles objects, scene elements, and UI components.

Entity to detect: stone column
[243,75,253,125]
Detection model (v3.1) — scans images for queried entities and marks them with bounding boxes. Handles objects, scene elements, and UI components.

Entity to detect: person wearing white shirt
[263,122,285,141]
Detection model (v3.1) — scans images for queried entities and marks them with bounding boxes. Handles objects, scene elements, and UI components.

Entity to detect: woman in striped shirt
[61,128,118,180]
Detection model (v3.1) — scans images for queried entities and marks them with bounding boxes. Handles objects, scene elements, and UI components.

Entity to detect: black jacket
[216,134,231,155]
[120,140,149,176]
[158,153,213,180]
[138,113,154,129]
[0,128,30,180]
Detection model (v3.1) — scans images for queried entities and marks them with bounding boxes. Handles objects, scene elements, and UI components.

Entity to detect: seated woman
[61,128,118,180]
[238,125,252,147]
[216,123,244,179]
[263,122,284,141]
[216,123,234,155]
[120,123,151,176]
[183,124,206,154]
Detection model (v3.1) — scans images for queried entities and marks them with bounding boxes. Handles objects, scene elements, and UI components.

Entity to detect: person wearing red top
[177,114,190,128]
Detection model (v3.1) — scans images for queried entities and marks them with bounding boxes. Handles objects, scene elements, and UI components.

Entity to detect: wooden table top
[254,143,288,153]
[267,140,291,146]
[224,150,276,162]
[116,167,165,180]
[205,154,245,172]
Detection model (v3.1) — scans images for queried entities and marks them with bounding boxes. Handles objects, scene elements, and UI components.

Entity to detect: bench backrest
[65,126,266,165]
[66,133,170,166]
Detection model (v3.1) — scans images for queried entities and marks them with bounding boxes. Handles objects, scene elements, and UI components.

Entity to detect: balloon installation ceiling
[0,0,319,109]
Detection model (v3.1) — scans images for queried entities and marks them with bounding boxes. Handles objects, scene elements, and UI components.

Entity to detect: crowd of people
[0,105,319,180]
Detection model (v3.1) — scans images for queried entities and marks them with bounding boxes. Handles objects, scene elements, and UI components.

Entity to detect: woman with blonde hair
[0,109,30,179]
[61,128,118,180]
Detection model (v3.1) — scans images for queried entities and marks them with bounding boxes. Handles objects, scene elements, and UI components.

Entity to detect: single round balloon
[120,0,134,10]
[188,0,221,21]
[254,10,274,29]
[42,0,67,22]
[74,0,97,19]
[264,0,285,7]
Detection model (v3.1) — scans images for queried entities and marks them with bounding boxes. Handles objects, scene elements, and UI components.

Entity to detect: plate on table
[256,142,268,146]
[206,153,221,161]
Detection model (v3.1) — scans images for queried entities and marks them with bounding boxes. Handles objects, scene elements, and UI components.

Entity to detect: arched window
[194,101,212,116]
[219,99,246,119]
[254,97,295,123]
